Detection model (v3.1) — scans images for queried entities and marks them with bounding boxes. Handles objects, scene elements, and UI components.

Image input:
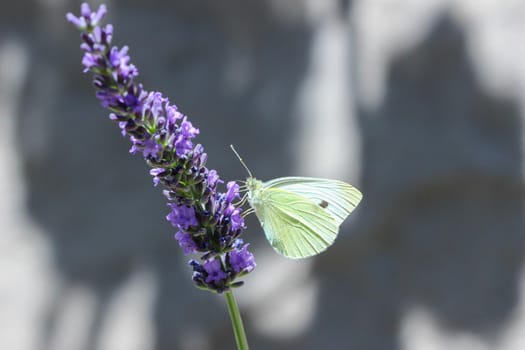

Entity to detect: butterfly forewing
[255,187,339,259]
[264,177,362,226]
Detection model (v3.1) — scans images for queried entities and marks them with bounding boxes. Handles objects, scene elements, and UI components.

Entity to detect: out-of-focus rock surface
[1,0,525,349]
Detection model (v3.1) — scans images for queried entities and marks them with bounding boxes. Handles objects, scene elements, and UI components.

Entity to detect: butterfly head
[245,176,264,208]
[246,176,262,192]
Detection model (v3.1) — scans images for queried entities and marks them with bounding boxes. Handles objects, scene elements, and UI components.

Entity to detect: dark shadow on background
[13,1,311,349]
[381,16,525,338]
[310,13,525,350]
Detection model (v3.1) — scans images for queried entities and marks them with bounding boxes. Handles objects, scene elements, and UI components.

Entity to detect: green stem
[225,290,250,350]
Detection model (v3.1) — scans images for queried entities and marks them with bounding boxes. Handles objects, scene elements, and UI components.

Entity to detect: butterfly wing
[264,177,362,226]
[254,187,339,259]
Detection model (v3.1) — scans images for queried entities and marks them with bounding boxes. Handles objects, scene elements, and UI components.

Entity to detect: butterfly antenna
[230,145,253,178]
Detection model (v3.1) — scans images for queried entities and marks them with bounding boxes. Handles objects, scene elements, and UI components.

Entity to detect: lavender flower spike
[67,3,255,293]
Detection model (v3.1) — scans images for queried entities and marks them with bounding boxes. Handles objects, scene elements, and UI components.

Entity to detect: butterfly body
[245,177,264,209]
[245,176,362,259]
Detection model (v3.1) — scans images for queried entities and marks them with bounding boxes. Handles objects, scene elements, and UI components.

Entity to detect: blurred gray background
[1,0,525,349]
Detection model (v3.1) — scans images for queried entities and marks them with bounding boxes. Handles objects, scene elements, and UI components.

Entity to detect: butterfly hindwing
[264,177,362,226]
[254,187,339,259]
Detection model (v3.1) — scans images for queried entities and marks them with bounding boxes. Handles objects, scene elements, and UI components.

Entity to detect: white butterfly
[232,146,362,259]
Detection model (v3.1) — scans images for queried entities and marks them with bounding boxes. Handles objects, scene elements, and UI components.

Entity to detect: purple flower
[167,204,198,229]
[142,139,163,159]
[166,104,183,125]
[67,3,255,293]
[108,46,138,78]
[142,92,166,122]
[150,168,165,186]
[66,3,107,30]
[175,231,198,255]
[225,205,244,231]
[174,117,199,156]
[81,52,99,72]
[230,209,244,231]
[225,181,240,202]
[203,259,228,284]
[207,169,222,188]
[229,243,256,273]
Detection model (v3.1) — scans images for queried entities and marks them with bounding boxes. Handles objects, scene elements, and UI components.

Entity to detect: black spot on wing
[319,200,329,208]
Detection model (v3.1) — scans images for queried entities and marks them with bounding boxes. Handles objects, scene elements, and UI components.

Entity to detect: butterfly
[231,146,362,259]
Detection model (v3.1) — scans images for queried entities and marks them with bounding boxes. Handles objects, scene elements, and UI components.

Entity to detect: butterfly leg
[235,193,249,207]
[242,208,255,217]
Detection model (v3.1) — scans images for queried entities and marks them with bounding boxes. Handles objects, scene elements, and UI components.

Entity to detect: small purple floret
[230,210,244,230]
[142,139,163,159]
[203,259,228,284]
[150,168,165,186]
[66,3,107,30]
[226,205,244,231]
[229,243,256,273]
[207,169,222,188]
[225,181,240,202]
[175,231,198,255]
[167,203,198,229]
[174,117,199,156]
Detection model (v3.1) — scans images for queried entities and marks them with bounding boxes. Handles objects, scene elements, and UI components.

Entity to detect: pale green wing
[254,187,339,259]
[264,177,362,226]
